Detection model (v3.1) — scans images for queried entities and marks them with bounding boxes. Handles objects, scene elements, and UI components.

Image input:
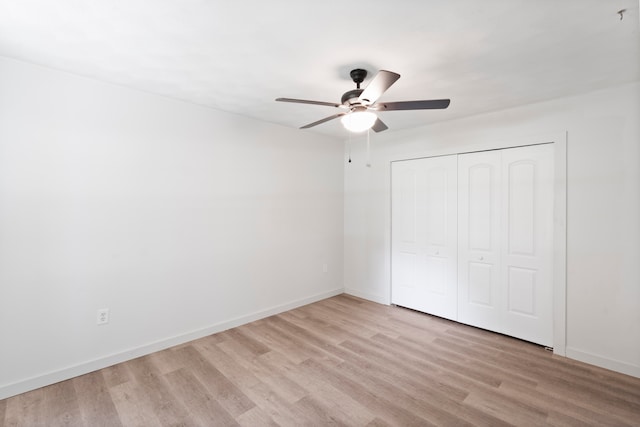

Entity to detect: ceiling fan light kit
[341,108,377,132]
[276,68,450,133]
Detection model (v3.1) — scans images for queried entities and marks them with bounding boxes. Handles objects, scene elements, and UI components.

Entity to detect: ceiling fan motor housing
[342,68,368,106]
[341,89,363,106]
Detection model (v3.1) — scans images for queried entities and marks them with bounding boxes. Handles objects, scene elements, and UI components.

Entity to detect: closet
[391,143,554,346]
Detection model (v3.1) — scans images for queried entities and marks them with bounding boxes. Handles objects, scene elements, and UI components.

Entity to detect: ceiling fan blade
[371,118,388,133]
[358,70,401,105]
[276,98,341,108]
[300,113,346,129]
[375,99,451,111]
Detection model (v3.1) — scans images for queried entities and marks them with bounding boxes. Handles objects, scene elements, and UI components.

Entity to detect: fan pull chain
[348,132,352,163]
[366,128,371,168]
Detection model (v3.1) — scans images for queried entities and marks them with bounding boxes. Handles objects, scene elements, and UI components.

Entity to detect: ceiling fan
[276,68,450,133]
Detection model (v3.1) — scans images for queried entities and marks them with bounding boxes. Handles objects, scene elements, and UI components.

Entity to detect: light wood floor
[2,294,639,426]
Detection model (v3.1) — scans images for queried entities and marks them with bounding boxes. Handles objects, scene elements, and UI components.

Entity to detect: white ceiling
[0,0,638,139]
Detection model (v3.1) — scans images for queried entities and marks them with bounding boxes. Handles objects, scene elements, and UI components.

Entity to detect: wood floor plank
[311,300,404,339]
[72,371,123,427]
[260,352,376,426]
[443,325,546,357]
[330,338,511,426]
[545,409,602,427]
[463,389,548,426]
[275,312,487,413]
[217,342,307,404]
[256,317,344,367]
[163,368,239,426]
[148,347,187,375]
[42,380,83,427]
[2,294,640,426]
[3,388,46,426]
[240,381,316,426]
[190,341,313,425]
[298,357,435,426]
[125,357,196,426]
[499,380,636,426]
[234,406,279,427]
[335,356,494,426]
[100,363,132,389]
[192,339,263,391]
[293,395,366,427]
[367,332,502,389]
[171,345,255,418]
[109,380,163,426]
[236,321,313,364]
[278,310,353,345]
[220,328,270,357]
[428,336,541,388]
[365,417,393,427]
[301,303,387,340]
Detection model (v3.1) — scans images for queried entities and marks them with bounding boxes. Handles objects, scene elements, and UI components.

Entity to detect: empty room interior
[1,1,639,425]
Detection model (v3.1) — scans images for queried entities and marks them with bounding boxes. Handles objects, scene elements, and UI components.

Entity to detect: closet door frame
[388,131,567,356]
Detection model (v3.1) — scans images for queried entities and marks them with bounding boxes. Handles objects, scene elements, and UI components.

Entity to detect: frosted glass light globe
[341,111,377,133]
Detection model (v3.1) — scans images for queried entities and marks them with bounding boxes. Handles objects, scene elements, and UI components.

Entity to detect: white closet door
[501,144,554,346]
[391,156,458,320]
[457,151,503,332]
[458,144,554,346]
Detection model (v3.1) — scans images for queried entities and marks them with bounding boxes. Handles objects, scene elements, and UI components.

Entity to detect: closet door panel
[468,165,495,251]
[392,156,457,320]
[458,151,502,332]
[391,164,419,295]
[468,262,494,306]
[501,144,554,346]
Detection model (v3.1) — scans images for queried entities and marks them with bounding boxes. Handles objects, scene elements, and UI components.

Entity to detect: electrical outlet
[97,308,109,325]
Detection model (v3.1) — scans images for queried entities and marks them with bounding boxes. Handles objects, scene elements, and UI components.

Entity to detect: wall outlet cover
[97,308,109,325]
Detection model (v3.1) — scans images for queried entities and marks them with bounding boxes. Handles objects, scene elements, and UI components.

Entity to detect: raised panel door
[391,156,457,320]
[391,164,418,295]
[501,144,554,346]
[457,151,502,332]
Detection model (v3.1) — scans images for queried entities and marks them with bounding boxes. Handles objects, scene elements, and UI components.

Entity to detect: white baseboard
[566,347,640,378]
[344,288,390,305]
[0,287,344,400]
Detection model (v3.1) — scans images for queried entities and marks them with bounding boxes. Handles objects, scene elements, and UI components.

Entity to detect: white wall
[344,82,640,377]
[0,57,345,399]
